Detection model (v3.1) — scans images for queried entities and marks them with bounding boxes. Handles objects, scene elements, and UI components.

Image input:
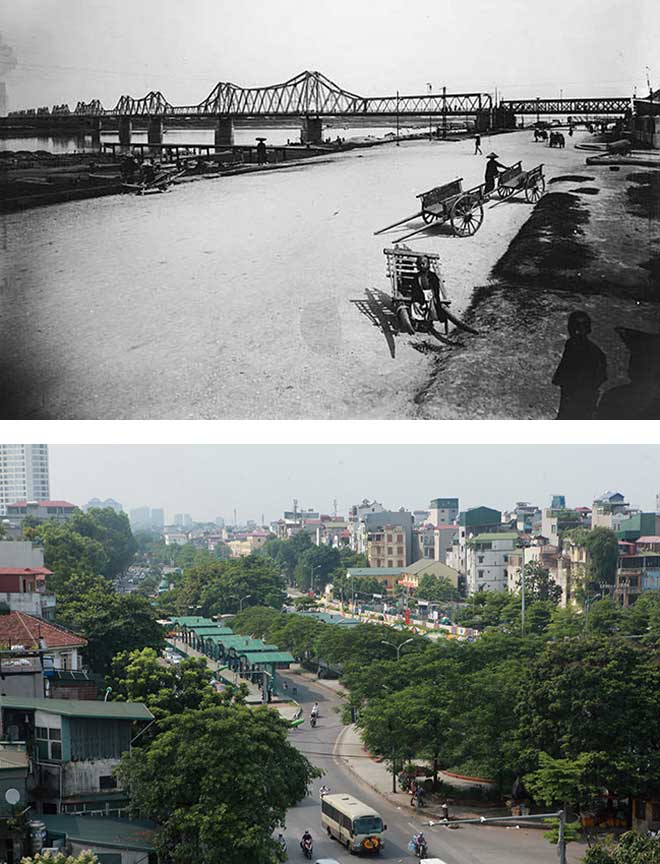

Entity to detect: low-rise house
[4,501,77,525]
[346,567,405,593]
[398,559,461,591]
[614,549,660,607]
[0,567,56,619]
[40,814,157,864]
[0,696,153,817]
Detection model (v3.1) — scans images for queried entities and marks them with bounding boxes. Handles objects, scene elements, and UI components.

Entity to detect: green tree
[110,647,220,719]
[68,508,137,578]
[415,573,461,603]
[116,704,320,864]
[28,523,108,588]
[523,751,596,811]
[56,584,164,676]
[514,637,660,799]
[583,831,660,864]
[20,853,99,864]
[294,545,340,592]
[517,562,563,604]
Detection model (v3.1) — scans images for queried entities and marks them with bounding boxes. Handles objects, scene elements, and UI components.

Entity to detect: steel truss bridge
[17,71,629,122]
[74,71,493,118]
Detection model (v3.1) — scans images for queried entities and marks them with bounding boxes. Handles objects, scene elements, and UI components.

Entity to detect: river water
[0,129,592,419]
[0,125,431,154]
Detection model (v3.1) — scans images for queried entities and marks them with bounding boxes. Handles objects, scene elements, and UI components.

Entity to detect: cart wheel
[450,194,484,237]
[421,210,434,224]
[497,184,514,199]
[525,174,546,203]
[397,306,415,335]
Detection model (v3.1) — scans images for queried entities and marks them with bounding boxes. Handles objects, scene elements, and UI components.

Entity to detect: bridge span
[6,70,630,147]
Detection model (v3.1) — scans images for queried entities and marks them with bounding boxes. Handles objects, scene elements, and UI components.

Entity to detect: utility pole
[396,90,400,145]
[427,83,433,140]
[442,85,447,139]
[558,810,567,864]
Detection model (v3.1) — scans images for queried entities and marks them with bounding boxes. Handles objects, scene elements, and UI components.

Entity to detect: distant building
[367,524,408,568]
[616,513,660,542]
[0,567,56,619]
[227,531,269,558]
[447,506,502,575]
[5,501,76,525]
[164,531,190,546]
[434,524,459,564]
[0,444,50,516]
[83,498,123,513]
[129,507,164,533]
[215,516,225,528]
[428,498,459,525]
[615,544,660,607]
[591,491,629,529]
[541,501,584,546]
[466,532,519,594]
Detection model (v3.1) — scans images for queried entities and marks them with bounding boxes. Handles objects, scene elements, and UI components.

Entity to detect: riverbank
[0,127,478,212]
[415,154,660,419]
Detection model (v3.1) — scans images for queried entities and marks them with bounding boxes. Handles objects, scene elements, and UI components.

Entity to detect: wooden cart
[384,244,477,337]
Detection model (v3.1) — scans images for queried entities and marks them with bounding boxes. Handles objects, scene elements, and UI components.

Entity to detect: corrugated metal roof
[1,696,153,721]
[168,616,216,626]
[237,650,295,664]
[469,532,519,543]
[41,815,156,852]
[347,568,405,576]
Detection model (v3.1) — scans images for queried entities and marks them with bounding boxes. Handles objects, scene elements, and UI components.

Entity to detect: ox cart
[384,244,477,338]
[374,162,545,242]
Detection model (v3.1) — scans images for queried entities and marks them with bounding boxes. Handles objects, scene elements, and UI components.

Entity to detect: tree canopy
[116,704,319,864]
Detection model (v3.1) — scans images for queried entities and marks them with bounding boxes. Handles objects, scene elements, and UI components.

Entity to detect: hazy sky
[47,444,660,524]
[2,0,657,111]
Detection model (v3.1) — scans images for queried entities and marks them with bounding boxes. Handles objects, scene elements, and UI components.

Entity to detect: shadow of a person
[552,311,607,419]
[596,327,660,419]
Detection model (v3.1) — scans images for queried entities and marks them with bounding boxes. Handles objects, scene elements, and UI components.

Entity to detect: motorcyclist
[414,831,427,856]
[276,833,287,854]
[310,702,319,718]
[300,830,313,856]
[319,784,330,797]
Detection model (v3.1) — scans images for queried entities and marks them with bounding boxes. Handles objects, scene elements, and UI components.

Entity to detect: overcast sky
[46,444,660,524]
[2,0,656,111]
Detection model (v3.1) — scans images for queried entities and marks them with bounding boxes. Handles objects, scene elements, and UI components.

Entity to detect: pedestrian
[484,152,506,194]
[552,311,607,419]
[474,133,482,155]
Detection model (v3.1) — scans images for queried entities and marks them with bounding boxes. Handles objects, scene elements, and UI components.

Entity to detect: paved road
[280,673,584,864]
[2,130,595,418]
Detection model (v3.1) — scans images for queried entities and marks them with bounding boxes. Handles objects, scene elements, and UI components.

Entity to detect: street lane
[281,672,584,864]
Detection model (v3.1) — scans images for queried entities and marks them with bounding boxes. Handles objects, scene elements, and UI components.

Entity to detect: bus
[320,793,386,854]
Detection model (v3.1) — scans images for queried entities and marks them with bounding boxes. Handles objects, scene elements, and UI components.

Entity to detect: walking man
[474,133,482,155]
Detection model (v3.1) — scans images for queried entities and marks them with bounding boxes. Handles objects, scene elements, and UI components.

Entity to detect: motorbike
[310,714,317,728]
[300,837,313,859]
[415,840,428,858]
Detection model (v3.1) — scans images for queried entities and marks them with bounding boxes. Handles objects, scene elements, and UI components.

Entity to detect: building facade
[465,532,519,594]
[0,444,50,516]
[5,501,76,525]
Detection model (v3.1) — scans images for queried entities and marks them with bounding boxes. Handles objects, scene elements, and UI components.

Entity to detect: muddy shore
[415,158,660,419]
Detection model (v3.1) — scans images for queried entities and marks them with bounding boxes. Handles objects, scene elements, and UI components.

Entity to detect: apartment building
[0,444,50,516]
[466,532,519,594]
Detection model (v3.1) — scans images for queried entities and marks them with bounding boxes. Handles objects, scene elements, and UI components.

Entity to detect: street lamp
[381,637,414,661]
[427,83,433,140]
[239,594,252,612]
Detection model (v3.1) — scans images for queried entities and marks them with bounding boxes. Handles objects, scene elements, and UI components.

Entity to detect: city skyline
[43,443,660,524]
[2,0,655,111]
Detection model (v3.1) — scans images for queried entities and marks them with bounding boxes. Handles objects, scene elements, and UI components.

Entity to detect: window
[35,725,62,761]
[478,570,484,578]
[478,556,484,564]
[100,775,118,791]
[503,555,508,562]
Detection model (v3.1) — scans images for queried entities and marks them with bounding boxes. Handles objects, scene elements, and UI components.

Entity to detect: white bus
[320,793,386,854]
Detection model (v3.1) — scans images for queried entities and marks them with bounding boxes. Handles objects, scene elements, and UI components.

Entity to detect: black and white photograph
[0,0,658,419]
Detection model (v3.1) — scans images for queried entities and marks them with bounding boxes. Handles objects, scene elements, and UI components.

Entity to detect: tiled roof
[0,611,87,649]
[8,500,76,508]
[0,567,52,577]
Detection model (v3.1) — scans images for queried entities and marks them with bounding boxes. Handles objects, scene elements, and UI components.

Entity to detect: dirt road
[1,129,596,418]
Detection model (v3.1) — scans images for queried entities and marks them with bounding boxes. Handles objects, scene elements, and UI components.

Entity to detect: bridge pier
[90,118,102,151]
[118,116,132,150]
[147,117,164,147]
[301,116,323,145]
[215,116,234,148]
[475,110,491,133]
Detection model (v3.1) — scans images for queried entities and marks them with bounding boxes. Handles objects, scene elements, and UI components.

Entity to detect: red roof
[0,567,53,577]
[0,612,87,650]
[8,500,76,508]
